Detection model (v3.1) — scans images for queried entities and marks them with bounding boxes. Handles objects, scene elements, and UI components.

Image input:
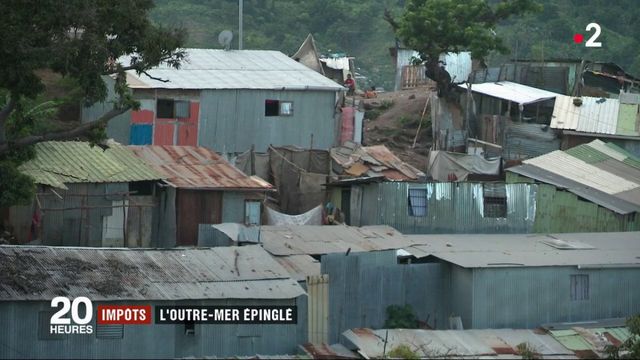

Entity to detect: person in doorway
[344,73,355,95]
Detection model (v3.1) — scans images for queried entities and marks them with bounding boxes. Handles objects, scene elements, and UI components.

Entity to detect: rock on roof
[0,245,304,301]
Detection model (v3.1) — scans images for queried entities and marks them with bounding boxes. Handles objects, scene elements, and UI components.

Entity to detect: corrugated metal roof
[550,95,620,134]
[19,141,163,189]
[259,225,412,256]
[273,254,321,281]
[439,52,472,83]
[129,145,273,190]
[343,328,576,358]
[508,163,640,214]
[548,324,631,358]
[524,151,637,194]
[330,142,425,181]
[404,232,640,268]
[301,343,359,359]
[0,245,304,301]
[459,81,560,105]
[121,49,343,91]
[507,140,640,213]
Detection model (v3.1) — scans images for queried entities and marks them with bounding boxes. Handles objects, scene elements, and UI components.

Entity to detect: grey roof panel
[507,163,640,214]
[404,232,640,268]
[121,49,344,91]
[0,245,305,301]
[259,225,412,256]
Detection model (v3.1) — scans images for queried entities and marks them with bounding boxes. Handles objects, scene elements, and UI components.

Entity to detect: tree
[0,0,185,207]
[605,315,640,359]
[385,0,541,95]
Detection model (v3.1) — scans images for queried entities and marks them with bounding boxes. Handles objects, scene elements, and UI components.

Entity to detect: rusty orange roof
[129,145,273,190]
[330,142,425,181]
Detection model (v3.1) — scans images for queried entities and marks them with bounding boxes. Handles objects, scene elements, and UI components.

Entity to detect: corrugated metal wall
[81,76,131,144]
[470,267,640,329]
[356,182,537,234]
[38,183,127,246]
[532,184,640,233]
[503,123,561,161]
[0,298,306,359]
[307,274,329,344]
[153,186,177,248]
[199,89,338,153]
[355,181,640,234]
[321,251,448,343]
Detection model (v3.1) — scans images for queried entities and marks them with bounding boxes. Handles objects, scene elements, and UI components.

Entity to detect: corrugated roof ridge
[604,142,640,169]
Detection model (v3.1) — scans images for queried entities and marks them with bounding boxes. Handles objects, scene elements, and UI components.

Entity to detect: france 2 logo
[49,296,94,334]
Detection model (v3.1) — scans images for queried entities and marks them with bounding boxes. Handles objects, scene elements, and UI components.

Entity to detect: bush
[387,344,419,359]
[384,304,418,329]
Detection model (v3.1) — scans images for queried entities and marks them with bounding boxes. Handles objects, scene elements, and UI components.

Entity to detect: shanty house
[326,142,425,225]
[405,232,640,329]
[129,145,273,247]
[0,245,307,359]
[319,232,640,341]
[2,141,163,247]
[470,59,640,96]
[83,49,344,153]
[389,47,474,90]
[550,93,640,156]
[432,81,561,160]
[507,139,640,230]
[344,176,640,234]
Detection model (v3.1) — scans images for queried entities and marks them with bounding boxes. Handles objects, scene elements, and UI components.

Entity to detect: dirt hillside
[360,86,436,171]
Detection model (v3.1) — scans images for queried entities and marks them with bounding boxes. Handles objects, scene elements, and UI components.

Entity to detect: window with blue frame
[245,200,261,225]
[408,188,428,217]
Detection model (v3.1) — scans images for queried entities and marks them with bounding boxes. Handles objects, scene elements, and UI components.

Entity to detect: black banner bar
[154,306,297,324]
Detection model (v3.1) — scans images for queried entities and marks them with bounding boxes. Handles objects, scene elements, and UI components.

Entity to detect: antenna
[218,30,233,51]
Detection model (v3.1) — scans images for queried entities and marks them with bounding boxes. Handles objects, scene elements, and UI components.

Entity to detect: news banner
[49,297,296,335]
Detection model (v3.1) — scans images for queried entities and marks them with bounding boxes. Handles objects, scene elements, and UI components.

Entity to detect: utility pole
[238,0,243,50]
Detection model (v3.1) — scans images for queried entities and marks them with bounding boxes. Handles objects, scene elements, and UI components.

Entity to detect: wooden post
[308,134,314,171]
[250,144,256,176]
[122,195,128,247]
[412,93,431,148]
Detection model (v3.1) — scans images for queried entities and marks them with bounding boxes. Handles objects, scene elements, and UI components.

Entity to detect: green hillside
[151,0,640,90]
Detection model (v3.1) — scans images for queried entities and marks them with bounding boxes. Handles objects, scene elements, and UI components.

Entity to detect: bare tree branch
[384,8,399,31]
[0,106,130,154]
[140,70,170,83]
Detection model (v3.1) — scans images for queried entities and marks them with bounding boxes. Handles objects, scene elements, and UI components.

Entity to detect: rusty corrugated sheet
[301,343,358,359]
[343,328,576,358]
[129,145,273,190]
[330,143,425,181]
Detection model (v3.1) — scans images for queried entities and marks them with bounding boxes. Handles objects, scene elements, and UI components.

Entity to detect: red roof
[129,145,273,190]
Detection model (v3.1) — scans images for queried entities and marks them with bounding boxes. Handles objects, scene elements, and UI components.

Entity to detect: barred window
[570,274,589,301]
[483,183,507,218]
[408,188,428,217]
